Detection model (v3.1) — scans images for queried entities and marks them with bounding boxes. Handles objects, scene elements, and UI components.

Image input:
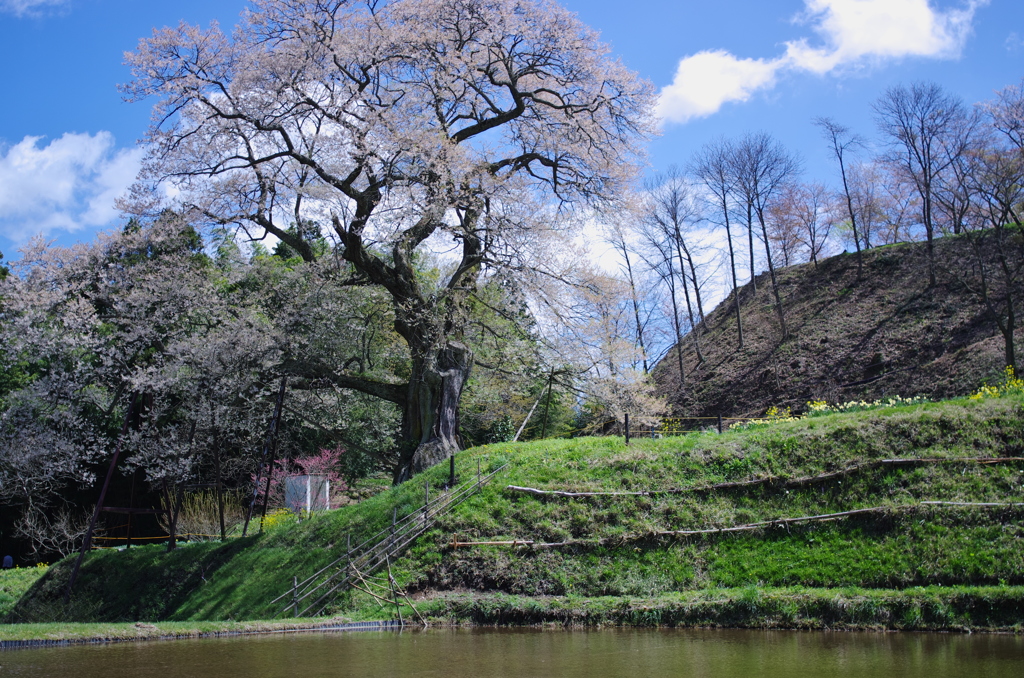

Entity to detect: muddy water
[2,627,1022,677]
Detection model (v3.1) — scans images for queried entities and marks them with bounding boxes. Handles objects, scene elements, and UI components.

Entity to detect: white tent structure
[284,475,330,514]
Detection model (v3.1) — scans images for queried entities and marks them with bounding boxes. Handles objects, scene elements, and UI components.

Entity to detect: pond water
[2,627,1022,677]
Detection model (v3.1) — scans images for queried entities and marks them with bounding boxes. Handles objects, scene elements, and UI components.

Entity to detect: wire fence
[535,414,779,442]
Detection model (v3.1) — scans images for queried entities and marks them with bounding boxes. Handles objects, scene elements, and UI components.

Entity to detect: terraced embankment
[5,395,1024,634]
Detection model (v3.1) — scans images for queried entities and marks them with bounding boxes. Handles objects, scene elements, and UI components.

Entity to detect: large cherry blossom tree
[122,0,655,479]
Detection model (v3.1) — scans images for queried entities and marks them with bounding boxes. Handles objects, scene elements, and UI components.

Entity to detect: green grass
[0,567,48,618]
[5,394,1024,631]
[0,617,375,643]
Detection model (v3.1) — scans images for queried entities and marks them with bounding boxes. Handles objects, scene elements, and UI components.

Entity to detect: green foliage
[486,416,515,443]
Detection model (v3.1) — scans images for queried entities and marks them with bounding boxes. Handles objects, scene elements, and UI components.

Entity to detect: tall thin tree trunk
[685,248,706,324]
[747,201,757,293]
[721,204,744,348]
[837,151,863,278]
[664,264,686,387]
[758,214,789,340]
[923,191,937,287]
[622,246,650,373]
[674,240,703,363]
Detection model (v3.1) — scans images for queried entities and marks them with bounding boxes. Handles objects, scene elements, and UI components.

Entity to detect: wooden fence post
[391,507,397,552]
[386,554,403,626]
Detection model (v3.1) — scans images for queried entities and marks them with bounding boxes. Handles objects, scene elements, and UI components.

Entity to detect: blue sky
[0,0,1021,255]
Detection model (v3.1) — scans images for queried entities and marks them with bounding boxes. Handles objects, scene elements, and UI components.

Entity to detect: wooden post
[291,576,298,617]
[65,393,138,602]
[386,554,403,626]
[424,480,429,526]
[624,413,630,445]
[477,458,481,485]
[449,454,455,488]
[717,414,723,434]
[391,506,397,552]
[346,532,352,582]
[541,368,555,438]
[125,468,138,549]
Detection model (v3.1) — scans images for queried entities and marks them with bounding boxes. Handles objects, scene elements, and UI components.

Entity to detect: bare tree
[730,149,760,294]
[604,219,655,374]
[847,160,921,247]
[638,218,688,386]
[986,77,1024,151]
[768,182,835,268]
[642,170,707,368]
[14,506,94,560]
[123,0,655,479]
[691,139,744,347]
[959,104,1024,373]
[934,107,984,236]
[815,117,865,276]
[874,82,971,286]
[732,132,801,340]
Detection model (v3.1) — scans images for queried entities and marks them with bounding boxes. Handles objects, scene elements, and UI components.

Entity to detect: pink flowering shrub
[252,446,348,509]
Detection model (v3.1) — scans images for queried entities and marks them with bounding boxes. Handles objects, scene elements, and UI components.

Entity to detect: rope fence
[535,414,791,443]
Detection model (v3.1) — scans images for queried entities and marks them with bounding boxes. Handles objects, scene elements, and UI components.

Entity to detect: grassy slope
[5,394,1024,631]
[655,236,1015,419]
[0,567,47,618]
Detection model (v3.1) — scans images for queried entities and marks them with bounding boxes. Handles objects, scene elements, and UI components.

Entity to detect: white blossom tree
[122,0,655,479]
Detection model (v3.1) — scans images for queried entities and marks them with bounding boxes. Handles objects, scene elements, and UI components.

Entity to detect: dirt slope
[655,236,1016,418]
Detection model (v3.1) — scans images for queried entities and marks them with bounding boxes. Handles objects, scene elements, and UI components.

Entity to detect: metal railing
[272,462,506,618]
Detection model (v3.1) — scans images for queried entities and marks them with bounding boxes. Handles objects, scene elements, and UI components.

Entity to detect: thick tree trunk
[394,341,473,483]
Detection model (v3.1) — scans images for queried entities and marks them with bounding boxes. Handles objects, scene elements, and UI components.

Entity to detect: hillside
[6,393,1024,632]
[654,236,1018,419]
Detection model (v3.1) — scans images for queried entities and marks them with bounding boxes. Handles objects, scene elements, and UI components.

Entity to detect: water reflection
[2,627,1022,677]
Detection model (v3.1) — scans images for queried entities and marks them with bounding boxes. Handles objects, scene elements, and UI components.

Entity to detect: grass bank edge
[413,586,1024,631]
[3,586,1023,640]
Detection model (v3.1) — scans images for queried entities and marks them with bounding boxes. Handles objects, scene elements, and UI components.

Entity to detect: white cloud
[0,0,68,17]
[0,132,142,243]
[657,0,988,124]
[656,50,783,125]
[786,0,988,73]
